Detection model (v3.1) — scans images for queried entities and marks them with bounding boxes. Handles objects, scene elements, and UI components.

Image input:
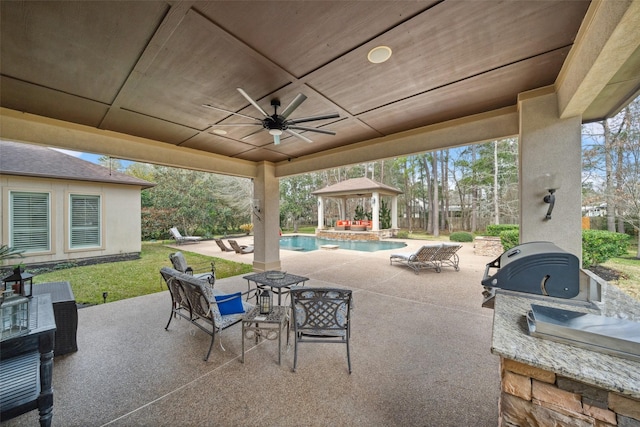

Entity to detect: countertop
[491,284,640,399]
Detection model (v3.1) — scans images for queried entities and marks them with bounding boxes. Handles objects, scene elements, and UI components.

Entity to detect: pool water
[279,235,407,252]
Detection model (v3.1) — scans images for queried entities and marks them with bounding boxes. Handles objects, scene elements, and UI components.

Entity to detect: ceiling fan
[203,88,339,145]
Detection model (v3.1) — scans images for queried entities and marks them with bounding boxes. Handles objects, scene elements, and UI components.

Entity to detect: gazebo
[312,177,403,240]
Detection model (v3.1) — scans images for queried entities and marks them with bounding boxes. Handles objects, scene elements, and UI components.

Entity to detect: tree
[582,97,640,258]
[280,174,320,232]
[134,165,251,238]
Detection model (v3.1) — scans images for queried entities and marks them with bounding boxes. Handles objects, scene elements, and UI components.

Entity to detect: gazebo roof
[311,177,403,198]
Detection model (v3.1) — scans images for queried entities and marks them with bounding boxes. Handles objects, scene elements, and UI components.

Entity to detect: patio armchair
[228,239,254,254]
[214,238,234,252]
[169,227,202,245]
[160,267,255,361]
[290,287,353,374]
[389,244,442,274]
[432,243,462,271]
[169,251,215,285]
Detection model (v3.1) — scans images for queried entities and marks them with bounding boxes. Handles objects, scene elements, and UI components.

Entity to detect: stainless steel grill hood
[481,242,580,307]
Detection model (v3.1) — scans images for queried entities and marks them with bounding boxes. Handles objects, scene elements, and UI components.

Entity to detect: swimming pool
[279,235,407,252]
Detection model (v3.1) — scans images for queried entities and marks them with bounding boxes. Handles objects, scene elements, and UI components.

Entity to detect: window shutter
[70,195,101,248]
[10,192,50,252]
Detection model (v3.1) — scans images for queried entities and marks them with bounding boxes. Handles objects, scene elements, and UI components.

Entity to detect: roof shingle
[0,140,154,188]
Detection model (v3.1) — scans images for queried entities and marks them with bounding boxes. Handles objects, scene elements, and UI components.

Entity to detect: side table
[243,271,309,306]
[32,282,78,356]
[0,294,56,427]
[241,306,289,365]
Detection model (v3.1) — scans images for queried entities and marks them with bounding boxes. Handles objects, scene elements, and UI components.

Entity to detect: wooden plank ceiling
[0,1,598,164]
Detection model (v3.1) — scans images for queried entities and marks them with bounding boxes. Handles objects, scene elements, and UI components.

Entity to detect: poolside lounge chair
[432,243,462,271]
[214,238,234,252]
[169,227,202,245]
[389,244,442,274]
[228,240,254,254]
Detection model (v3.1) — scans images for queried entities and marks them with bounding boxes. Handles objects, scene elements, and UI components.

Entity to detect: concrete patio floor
[4,237,500,427]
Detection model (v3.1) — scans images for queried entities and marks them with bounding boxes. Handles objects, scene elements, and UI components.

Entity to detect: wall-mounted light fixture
[540,173,560,220]
[371,197,376,205]
[252,198,262,222]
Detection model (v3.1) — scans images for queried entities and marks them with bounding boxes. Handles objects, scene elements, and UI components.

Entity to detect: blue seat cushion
[214,292,245,315]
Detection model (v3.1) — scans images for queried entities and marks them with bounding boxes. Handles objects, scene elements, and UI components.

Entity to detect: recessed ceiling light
[367,46,392,64]
[212,129,227,135]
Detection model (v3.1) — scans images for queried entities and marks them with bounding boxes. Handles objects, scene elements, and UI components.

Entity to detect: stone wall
[474,236,504,258]
[499,358,640,427]
[316,230,380,241]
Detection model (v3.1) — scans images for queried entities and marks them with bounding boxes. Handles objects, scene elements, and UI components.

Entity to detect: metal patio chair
[169,251,215,285]
[290,287,353,374]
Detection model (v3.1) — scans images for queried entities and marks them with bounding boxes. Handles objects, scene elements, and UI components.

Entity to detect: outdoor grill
[481,241,580,307]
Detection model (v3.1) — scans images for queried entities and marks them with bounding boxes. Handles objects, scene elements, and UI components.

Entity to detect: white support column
[391,195,398,229]
[252,162,281,272]
[340,198,346,220]
[519,90,582,260]
[317,197,324,230]
[372,192,380,231]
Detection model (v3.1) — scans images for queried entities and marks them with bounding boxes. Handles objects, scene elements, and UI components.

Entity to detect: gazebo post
[317,197,325,230]
[371,191,380,231]
[391,196,398,230]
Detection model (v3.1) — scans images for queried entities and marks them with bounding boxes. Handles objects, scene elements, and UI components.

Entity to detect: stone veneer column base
[474,236,503,258]
[499,357,640,427]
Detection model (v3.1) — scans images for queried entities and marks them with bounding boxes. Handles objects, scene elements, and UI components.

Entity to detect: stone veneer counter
[491,285,640,425]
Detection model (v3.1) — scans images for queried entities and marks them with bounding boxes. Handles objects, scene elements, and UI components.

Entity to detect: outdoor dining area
[2,239,500,426]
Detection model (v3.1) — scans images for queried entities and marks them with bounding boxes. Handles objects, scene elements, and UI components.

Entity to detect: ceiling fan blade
[285,129,313,143]
[288,125,336,136]
[202,104,262,122]
[237,88,269,118]
[280,93,307,119]
[241,128,266,140]
[287,112,340,124]
[210,123,263,127]
[273,133,281,145]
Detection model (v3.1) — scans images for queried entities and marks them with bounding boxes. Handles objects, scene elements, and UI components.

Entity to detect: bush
[500,230,520,251]
[582,230,630,268]
[450,232,473,242]
[396,230,409,239]
[485,224,519,237]
[239,223,253,234]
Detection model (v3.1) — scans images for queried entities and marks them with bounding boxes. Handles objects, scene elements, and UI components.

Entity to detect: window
[70,194,101,249]
[10,191,51,253]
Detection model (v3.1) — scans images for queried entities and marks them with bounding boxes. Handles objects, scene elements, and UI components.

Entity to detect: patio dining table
[243,271,309,306]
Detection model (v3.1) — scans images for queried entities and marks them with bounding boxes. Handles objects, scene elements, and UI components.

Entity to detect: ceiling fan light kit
[205,88,339,145]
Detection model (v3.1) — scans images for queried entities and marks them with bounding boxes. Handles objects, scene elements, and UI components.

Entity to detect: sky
[52,148,132,167]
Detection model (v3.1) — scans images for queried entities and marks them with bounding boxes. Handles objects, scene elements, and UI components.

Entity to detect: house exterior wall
[0,174,143,266]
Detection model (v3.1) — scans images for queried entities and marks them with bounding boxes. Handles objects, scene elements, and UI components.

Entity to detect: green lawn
[602,247,640,301]
[32,242,253,305]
